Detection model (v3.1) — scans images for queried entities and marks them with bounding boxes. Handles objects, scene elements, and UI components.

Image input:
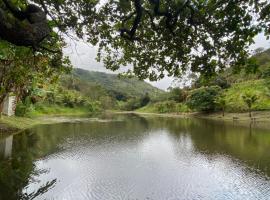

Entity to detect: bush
[187,86,221,112]
[15,102,31,117]
[121,98,141,111]
[87,101,102,113]
[194,75,230,89]
[212,76,230,89]
[176,103,190,113]
[156,101,177,113]
[261,67,270,78]
[140,93,150,107]
[168,88,188,102]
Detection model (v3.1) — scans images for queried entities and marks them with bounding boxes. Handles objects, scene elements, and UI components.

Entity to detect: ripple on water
[18,117,270,200]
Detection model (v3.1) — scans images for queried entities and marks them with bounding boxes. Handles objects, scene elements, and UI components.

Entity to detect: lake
[0,114,270,200]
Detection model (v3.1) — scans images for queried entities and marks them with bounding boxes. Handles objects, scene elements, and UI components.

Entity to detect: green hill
[72,68,164,99]
[137,48,270,114]
[223,80,270,111]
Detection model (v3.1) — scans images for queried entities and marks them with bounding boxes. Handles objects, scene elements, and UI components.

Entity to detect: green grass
[137,104,157,113]
[223,79,270,112]
[28,104,91,117]
[137,102,190,114]
[0,116,45,130]
[0,104,94,131]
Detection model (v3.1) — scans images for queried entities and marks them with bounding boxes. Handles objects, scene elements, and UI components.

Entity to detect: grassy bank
[0,116,50,131]
[223,80,270,111]
[0,105,95,133]
[137,101,190,113]
[27,104,93,117]
[194,111,270,122]
[133,110,270,122]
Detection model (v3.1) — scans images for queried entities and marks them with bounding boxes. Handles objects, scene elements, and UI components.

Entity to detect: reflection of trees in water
[0,133,57,200]
[143,115,270,176]
[20,179,56,200]
[157,117,270,177]
[1,114,270,199]
[0,135,13,159]
[0,114,151,200]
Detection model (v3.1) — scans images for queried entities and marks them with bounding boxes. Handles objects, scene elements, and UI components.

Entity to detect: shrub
[212,76,230,89]
[15,102,31,117]
[156,101,177,113]
[187,86,221,112]
[261,67,270,79]
[176,103,190,113]
[140,93,150,107]
[62,93,75,108]
[87,101,102,113]
[122,98,141,111]
[168,88,188,102]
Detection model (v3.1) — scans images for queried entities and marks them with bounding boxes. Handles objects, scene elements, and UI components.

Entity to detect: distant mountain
[71,68,164,99]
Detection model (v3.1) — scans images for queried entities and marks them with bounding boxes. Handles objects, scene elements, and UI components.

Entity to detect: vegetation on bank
[0,116,47,130]
[1,1,270,131]
[136,48,270,118]
[0,66,163,119]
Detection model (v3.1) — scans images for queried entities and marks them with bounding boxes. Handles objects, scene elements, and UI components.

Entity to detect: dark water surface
[0,114,270,200]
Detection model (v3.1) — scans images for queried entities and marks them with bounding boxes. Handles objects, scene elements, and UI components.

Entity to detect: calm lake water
[0,114,270,200]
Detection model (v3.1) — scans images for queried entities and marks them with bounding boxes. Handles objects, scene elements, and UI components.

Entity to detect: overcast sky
[63,33,270,90]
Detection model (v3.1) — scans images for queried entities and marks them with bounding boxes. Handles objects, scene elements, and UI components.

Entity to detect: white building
[2,94,16,116]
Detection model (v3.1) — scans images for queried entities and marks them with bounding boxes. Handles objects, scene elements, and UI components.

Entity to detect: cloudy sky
[63,33,270,90]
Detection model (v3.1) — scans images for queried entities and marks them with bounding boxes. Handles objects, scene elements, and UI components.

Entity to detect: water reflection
[0,114,270,199]
[0,135,13,159]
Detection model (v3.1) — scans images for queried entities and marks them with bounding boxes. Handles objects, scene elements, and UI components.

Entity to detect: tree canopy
[1,0,270,80]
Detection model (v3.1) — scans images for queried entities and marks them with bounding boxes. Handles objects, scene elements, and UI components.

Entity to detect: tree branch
[2,0,27,20]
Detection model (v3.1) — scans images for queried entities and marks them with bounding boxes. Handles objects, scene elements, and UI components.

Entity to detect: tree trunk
[249,108,252,118]
[0,94,8,118]
[222,108,224,117]
[0,101,3,119]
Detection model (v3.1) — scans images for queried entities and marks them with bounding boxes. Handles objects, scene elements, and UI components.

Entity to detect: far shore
[112,110,270,122]
[1,110,270,135]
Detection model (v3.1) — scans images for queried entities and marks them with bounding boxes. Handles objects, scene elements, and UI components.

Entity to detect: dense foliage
[186,86,221,112]
[0,40,70,114]
[1,0,270,80]
[139,48,270,115]
[62,69,163,111]
[72,68,164,99]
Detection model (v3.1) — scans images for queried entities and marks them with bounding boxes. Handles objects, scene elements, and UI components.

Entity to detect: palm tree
[242,93,258,118]
[215,95,226,117]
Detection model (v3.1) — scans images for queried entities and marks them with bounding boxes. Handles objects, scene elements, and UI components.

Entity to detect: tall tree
[1,0,270,79]
[0,40,71,114]
[242,93,258,118]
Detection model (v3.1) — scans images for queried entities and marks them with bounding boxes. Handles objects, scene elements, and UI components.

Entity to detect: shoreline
[113,110,270,122]
[112,110,270,130]
[1,110,270,134]
[0,112,93,134]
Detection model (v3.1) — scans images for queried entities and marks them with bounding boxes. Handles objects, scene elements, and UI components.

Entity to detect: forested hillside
[60,68,165,111]
[72,68,164,99]
[12,67,164,117]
